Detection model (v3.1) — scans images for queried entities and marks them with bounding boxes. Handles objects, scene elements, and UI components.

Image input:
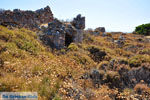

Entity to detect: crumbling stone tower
[71,14,85,43]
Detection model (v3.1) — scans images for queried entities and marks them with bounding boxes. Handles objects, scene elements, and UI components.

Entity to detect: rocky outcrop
[0,6,53,29]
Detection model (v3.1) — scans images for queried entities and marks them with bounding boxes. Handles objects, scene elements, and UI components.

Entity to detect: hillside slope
[0,26,150,100]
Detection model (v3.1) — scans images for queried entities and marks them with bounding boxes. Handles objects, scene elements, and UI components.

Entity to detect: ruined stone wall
[0,6,53,29]
[41,14,85,49]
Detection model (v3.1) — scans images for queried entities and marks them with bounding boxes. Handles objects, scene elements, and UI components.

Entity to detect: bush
[139,48,150,55]
[67,43,79,51]
[87,46,107,62]
[135,23,150,35]
[128,55,150,67]
[97,61,109,70]
[105,71,120,88]
[134,83,150,94]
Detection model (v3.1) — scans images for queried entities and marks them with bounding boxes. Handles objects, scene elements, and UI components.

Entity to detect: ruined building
[41,14,85,49]
[0,6,53,29]
[0,6,86,49]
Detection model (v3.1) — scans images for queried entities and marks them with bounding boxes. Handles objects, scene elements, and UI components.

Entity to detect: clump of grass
[67,52,96,69]
[67,43,79,51]
[97,61,109,70]
[128,55,150,67]
[105,71,120,88]
[87,45,107,62]
[0,26,15,42]
[139,48,150,55]
[106,32,112,37]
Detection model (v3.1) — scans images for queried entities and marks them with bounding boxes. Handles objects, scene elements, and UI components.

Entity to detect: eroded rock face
[0,6,53,29]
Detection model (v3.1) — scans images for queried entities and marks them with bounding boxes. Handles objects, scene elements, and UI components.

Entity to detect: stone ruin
[0,6,53,29]
[41,14,85,49]
[0,6,86,49]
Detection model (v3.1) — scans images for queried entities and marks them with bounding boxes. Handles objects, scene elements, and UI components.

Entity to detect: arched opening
[65,34,73,47]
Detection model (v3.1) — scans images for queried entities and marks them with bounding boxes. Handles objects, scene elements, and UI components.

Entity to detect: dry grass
[0,26,150,99]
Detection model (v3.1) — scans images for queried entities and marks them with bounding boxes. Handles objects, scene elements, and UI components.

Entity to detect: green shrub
[87,46,107,62]
[135,23,150,35]
[0,83,12,92]
[0,26,15,41]
[68,43,79,51]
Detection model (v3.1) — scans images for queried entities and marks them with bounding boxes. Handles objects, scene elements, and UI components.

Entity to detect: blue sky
[0,0,150,32]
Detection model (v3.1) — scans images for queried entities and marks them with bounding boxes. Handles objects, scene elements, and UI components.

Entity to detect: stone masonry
[0,6,53,29]
[41,14,85,49]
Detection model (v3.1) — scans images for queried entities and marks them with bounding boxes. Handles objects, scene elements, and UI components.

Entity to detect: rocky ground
[0,25,150,100]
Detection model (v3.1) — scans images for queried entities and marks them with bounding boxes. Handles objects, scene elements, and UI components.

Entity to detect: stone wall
[41,14,85,49]
[0,6,53,29]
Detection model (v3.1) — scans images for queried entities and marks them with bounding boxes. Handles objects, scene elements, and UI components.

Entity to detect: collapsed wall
[0,6,53,29]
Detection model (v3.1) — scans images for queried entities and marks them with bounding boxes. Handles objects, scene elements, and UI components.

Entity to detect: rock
[102,32,107,37]
[121,63,150,88]
[92,27,106,36]
[119,35,125,41]
[96,27,106,36]
[95,27,105,33]
[90,69,104,88]
[114,35,125,47]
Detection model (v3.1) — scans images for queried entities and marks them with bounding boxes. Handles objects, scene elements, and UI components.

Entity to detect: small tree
[135,23,150,36]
